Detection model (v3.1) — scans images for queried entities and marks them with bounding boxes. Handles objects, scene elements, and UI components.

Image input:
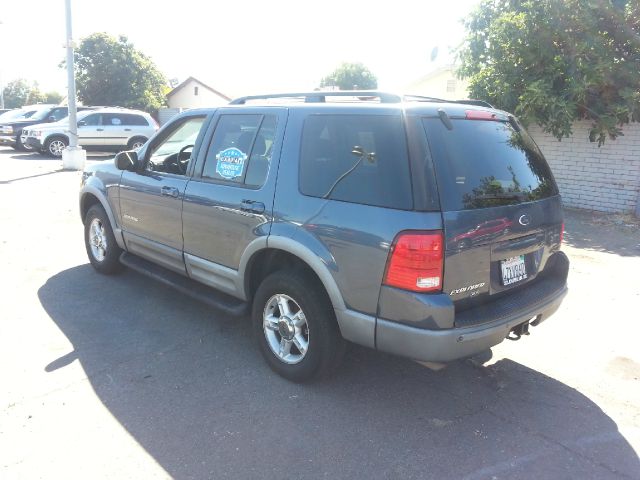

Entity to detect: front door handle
[161,186,180,198]
[124,128,132,131]
[96,128,104,131]
[240,199,265,214]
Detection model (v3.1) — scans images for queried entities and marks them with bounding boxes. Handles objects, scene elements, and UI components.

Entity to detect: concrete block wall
[528,121,640,214]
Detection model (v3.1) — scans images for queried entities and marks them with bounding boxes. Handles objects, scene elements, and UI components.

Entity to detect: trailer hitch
[507,321,530,341]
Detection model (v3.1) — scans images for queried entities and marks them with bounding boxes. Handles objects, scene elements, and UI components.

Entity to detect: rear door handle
[240,199,265,214]
[124,128,131,131]
[161,186,180,198]
[96,128,104,131]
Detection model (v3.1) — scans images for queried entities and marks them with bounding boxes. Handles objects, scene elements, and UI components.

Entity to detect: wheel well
[246,249,330,304]
[46,134,69,146]
[80,193,101,224]
[128,136,147,146]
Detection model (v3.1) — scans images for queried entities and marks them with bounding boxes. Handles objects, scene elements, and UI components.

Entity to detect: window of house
[194,86,199,96]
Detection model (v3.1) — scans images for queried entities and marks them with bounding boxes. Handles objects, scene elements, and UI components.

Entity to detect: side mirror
[47,116,56,122]
[77,120,86,127]
[114,150,139,171]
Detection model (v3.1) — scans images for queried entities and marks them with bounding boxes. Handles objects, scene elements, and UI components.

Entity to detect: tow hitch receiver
[507,321,530,341]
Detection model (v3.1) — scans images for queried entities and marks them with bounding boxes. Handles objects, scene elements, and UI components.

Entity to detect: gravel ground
[0,147,638,479]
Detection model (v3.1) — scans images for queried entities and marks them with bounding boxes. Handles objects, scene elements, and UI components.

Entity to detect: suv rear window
[422,118,558,211]
[299,114,413,210]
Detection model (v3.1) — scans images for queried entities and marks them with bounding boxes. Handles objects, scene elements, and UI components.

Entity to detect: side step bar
[120,252,249,317]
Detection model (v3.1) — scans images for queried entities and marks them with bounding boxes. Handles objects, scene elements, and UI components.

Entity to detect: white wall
[167,79,228,109]
[404,69,470,100]
[528,121,640,214]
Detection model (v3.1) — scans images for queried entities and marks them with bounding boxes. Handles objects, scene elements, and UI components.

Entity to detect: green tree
[320,62,378,90]
[2,79,31,108]
[44,91,64,104]
[70,33,168,112]
[26,83,46,105]
[458,0,640,145]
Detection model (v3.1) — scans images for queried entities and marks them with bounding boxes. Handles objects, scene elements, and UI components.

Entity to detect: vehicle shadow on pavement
[5,150,113,161]
[38,265,639,480]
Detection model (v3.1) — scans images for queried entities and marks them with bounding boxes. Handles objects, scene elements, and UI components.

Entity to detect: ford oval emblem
[518,214,531,226]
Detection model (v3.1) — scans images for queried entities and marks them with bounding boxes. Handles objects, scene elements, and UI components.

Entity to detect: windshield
[0,109,36,122]
[422,117,558,211]
[28,106,56,121]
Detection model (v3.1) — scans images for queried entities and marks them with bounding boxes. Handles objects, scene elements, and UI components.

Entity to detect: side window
[50,108,68,122]
[81,114,101,126]
[103,113,124,126]
[122,114,148,126]
[146,116,206,175]
[201,114,274,185]
[299,115,413,209]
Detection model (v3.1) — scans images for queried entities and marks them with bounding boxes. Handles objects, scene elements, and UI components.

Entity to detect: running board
[120,252,249,317]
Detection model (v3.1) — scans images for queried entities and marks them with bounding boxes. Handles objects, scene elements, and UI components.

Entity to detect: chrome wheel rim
[263,294,309,365]
[49,140,66,157]
[89,218,108,262]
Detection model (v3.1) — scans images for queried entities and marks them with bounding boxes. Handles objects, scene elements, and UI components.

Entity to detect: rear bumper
[376,282,567,362]
[375,251,569,362]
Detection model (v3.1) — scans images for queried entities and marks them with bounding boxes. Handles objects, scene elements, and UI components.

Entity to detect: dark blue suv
[79,91,568,382]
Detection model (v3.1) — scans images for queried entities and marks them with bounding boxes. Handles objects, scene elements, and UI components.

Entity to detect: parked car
[25,107,158,157]
[79,91,568,382]
[0,104,95,151]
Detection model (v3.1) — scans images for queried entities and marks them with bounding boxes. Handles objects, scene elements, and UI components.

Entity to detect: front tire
[15,134,33,151]
[45,136,68,157]
[84,204,123,274]
[252,269,346,382]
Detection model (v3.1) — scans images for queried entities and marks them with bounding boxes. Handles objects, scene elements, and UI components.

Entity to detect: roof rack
[229,91,402,105]
[229,91,494,108]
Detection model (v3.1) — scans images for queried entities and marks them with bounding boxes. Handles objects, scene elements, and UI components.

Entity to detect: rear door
[101,112,129,147]
[420,113,563,304]
[181,107,287,295]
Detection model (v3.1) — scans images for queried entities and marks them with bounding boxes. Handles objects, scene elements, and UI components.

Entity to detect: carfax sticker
[215,147,247,180]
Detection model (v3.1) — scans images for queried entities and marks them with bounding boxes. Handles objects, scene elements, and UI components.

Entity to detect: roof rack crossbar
[229,91,403,105]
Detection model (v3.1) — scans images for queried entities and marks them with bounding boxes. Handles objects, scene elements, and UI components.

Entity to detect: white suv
[24,107,158,157]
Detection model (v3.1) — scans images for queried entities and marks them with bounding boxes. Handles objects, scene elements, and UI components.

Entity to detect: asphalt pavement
[0,147,638,479]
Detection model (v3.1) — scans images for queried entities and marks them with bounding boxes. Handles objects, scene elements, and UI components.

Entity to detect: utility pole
[0,21,4,110]
[62,0,86,169]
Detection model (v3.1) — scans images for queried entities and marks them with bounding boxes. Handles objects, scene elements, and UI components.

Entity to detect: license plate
[501,255,527,286]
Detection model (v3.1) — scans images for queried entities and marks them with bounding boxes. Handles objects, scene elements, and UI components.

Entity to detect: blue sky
[1,0,479,98]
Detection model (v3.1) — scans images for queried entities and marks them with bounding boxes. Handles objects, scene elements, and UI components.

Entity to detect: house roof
[167,76,231,101]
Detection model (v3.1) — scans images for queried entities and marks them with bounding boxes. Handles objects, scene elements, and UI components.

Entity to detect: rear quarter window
[299,114,413,210]
[422,118,558,211]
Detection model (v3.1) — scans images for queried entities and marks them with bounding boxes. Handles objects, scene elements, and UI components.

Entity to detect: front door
[119,113,209,274]
[77,112,104,147]
[182,108,287,295]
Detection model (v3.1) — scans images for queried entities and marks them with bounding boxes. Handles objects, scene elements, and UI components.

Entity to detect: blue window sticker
[215,147,247,180]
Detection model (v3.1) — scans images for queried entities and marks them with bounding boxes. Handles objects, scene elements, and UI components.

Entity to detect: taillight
[384,231,444,293]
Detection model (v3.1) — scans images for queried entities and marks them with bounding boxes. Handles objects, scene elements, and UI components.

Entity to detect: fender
[80,181,126,250]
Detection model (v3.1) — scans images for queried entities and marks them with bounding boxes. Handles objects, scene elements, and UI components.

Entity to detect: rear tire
[252,269,346,382]
[84,204,124,274]
[127,137,147,150]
